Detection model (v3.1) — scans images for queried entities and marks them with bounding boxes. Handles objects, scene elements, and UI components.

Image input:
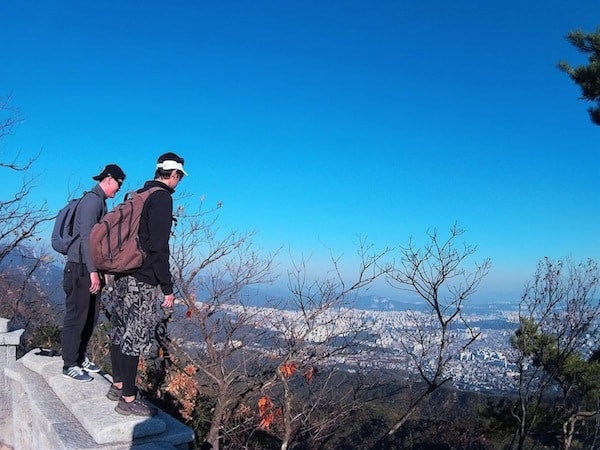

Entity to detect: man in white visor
[106,151,187,416]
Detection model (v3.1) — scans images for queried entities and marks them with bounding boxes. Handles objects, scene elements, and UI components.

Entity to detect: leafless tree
[1,95,49,265]
[185,244,278,450]
[257,239,389,450]
[142,198,280,450]
[371,224,490,448]
[0,95,59,356]
[509,257,600,450]
[156,214,391,449]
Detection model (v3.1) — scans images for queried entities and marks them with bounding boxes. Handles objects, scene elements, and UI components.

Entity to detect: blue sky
[2,1,599,303]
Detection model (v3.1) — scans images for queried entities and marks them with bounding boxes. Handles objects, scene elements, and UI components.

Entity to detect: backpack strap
[66,190,101,247]
[71,190,102,264]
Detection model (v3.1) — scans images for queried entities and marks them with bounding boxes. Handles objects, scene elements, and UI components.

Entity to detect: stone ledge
[0,318,10,333]
[5,350,194,449]
[0,330,23,347]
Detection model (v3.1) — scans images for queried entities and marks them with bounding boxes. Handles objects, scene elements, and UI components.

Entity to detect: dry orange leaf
[279,362,298,378]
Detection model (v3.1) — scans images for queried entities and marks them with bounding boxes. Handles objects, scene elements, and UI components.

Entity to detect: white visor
[157,160,188,176]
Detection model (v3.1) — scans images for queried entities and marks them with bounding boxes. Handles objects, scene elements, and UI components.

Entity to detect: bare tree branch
[372,224,490,448]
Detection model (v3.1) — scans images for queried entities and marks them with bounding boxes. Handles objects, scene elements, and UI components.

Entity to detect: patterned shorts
[109,276,160,356]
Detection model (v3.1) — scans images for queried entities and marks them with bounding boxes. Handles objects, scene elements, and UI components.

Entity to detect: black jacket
[132,180,175,295]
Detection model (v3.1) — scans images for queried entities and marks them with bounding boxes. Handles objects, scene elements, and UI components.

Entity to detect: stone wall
[0,318,194,450]
[0,318,23,450]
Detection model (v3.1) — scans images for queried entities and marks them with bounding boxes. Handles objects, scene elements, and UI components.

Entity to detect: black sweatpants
[61,261,99,369]
[110,344,139,397]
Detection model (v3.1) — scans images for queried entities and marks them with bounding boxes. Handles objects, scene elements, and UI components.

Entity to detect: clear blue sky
[2,1,599,303]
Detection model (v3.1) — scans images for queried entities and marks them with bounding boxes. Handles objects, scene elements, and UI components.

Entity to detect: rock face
[1,324,194,450]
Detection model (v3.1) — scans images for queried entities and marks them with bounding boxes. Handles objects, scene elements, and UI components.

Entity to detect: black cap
[92,164,126,182]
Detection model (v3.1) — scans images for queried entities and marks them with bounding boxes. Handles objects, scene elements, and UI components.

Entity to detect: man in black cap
[61,163,126,382]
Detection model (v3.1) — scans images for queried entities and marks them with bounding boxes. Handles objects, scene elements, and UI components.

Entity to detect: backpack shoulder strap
[128,186,167,201]
[67,190,101,232]
[68,189,104,255]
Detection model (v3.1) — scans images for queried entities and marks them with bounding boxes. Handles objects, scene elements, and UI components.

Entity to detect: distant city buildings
[183,301,523,393]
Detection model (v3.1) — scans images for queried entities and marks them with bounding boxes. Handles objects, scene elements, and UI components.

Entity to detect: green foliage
[26,323,61,352]
[87,316,113,373]
[476,397,518,437]
[511,317,546,357]
[321,402,396,449]
[562,355,600,402]
[511,257,600,449]
[558,27,600,125]
[511,267,600,406]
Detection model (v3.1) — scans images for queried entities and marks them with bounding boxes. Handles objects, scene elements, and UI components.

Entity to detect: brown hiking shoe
[106,384,122,401]
[115,397,158,417]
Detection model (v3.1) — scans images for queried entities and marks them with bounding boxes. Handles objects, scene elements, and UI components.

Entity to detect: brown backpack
[90,186,164,274]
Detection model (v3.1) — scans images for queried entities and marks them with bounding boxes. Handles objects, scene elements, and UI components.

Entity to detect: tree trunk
[206,397,228,450]
[280,377,293,450]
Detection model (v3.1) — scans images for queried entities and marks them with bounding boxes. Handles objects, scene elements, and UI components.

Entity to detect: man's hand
[162,293,175,308]
[89,271,101,294]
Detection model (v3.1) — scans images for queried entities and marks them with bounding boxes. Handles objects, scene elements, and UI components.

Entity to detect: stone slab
[7,350,194,448]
